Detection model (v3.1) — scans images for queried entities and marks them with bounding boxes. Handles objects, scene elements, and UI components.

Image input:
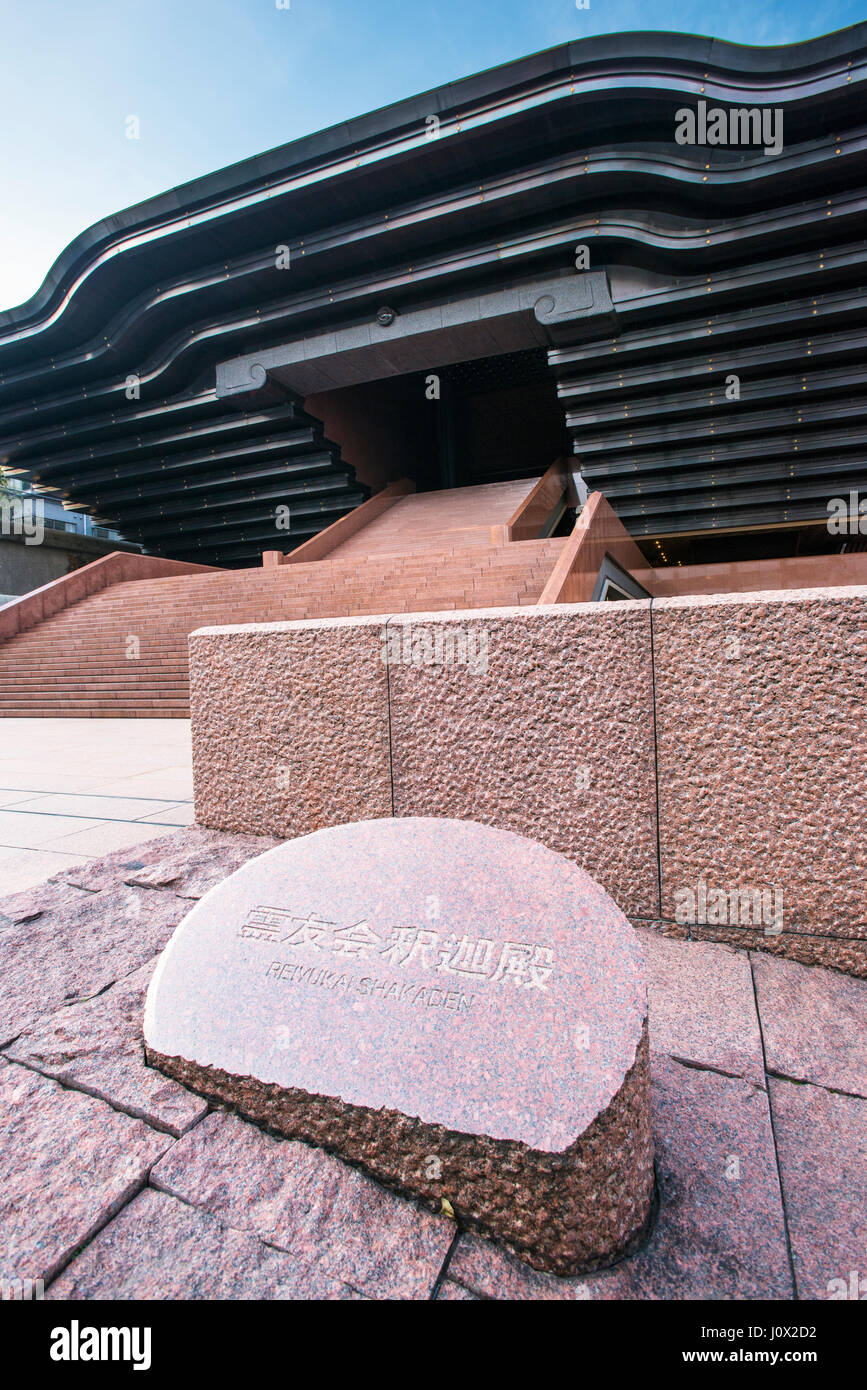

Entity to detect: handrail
[506,459,570,541]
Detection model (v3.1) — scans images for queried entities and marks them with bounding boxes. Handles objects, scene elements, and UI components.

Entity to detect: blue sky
[0,0,862,311]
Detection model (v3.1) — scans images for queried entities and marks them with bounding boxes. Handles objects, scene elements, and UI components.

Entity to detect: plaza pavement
[0,719,194,894]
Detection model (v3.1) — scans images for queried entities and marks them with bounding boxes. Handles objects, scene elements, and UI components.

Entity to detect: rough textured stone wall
[387,604,657,919]
[191,616,391,837]
[191,602,658,919]
[189,587,867,976]
[653,587,867,977]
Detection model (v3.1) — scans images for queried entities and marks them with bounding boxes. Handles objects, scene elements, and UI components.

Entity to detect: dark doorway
[305,346,566,497]
[434,347,567,489]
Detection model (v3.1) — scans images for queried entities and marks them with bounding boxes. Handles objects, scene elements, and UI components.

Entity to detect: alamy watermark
[675,100,783,157]
[0,497,44,545]
[674,878,784,936]
[50,1322,151,1371]
[381,623,489,675]
[827,1270,867,1300]
[827,492,867,535]
[1,1276,44,1300]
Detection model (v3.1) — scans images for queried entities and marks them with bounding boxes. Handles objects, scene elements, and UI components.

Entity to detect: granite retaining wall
[189,587,867,977]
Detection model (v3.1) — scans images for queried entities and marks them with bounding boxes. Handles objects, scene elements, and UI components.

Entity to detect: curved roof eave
[2,22,866,330]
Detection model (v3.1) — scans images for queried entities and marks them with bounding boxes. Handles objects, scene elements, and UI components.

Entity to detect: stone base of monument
[144,818,654,1276]
[147,1030,652,1275]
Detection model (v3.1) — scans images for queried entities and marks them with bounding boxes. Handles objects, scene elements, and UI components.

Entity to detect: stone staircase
[0,481,567,717]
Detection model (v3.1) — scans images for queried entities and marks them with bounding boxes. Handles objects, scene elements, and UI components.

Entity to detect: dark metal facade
[0,26,864,561]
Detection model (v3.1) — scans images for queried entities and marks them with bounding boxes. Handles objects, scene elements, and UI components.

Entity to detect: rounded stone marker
[144,818,653,1274]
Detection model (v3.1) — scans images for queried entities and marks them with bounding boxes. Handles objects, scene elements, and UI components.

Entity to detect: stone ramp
[326,479,541,558]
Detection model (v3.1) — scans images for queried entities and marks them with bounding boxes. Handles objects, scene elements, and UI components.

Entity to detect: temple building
[0,25,865,714]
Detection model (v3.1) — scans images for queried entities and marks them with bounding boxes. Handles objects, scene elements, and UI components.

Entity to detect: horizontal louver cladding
[0,26,864,555]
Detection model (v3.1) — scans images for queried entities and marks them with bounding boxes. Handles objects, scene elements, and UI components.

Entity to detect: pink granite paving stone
[48,1189,363,1300]
[150,1110,453,1300]
[768,1078,867,1300]
[436,1279,479,1300]
[0,1061,172,1285]
[122,828,281,898]
[445,1057,793,1300]
[4,959,207,1136]
[688,923,867,981]
[636,929,764,1082]
[48,830,201,894]
[0,882,189,1045]
[0,878,90,929]
[752,953,867,1096]
[144,817,654,1275]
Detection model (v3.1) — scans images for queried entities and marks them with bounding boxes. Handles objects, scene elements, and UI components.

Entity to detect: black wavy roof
[2,24,865,559]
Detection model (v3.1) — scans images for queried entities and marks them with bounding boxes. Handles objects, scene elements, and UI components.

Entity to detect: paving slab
[0,773,124,793]
[768,1078,867,1301]
[436,1279,479,1300]
[637,928,764,1082]
[150,1111,454,1300]
[753,953,867,1097]
[445,1057,792,1300]
[4,959,207,1136]
[0,876,90,927]
[0,790,38,809]
[0,772,122,793]
[48,1189,363,1300]
[0,809,102,848]
[138,803,196,826]
[7,794,189,822]
[0,720,192,798]
[0,1062,172,1285]
[0,853,90,906]
[0,720,194,875]
[91,777,195,801]
[40,820,179,857]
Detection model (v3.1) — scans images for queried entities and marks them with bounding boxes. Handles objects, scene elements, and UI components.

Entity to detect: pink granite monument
[144,818,654,1274]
